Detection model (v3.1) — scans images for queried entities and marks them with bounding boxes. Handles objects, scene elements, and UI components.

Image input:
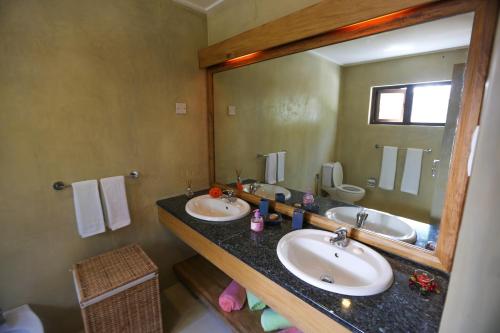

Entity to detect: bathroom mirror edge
[206,0,499,273]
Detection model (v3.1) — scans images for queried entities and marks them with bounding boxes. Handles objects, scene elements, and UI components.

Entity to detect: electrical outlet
[228,105,236,116]
[176,102,187,115]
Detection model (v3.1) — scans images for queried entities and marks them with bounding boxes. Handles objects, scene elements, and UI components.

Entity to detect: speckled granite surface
[157,191,448,333]
[232,180,439,249]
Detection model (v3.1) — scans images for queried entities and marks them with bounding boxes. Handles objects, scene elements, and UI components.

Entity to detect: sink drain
[320,274,334,284]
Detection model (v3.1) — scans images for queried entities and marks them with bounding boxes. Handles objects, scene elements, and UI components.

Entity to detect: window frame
[370,81,452,126]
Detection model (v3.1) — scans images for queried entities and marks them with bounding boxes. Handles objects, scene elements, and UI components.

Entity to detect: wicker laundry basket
[72,244,163,333]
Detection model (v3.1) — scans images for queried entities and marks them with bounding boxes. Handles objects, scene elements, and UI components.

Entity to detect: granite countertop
[232,180,439,249]
[157,191,448,333]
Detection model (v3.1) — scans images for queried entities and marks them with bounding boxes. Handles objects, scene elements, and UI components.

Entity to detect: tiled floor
[162,283,232,333]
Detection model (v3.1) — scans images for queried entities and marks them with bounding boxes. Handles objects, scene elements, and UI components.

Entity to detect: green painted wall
[0,0,207,331]
[335,49,468,222]
[214,52,341,191]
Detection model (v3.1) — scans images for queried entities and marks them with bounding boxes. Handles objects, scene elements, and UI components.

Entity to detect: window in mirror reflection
[411,84,452,124]
[378,88,406,122]
[371,81,451,126]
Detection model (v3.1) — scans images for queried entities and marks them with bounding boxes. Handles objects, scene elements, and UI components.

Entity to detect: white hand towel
[99,176,131,230]
[265,153,277,184]
[72,180,105,238]
[401,148,423,195]
[277,151,286,182]
[379,146,398,191]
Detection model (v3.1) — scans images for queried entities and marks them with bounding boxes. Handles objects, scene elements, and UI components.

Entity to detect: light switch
[176,102,187,115]
[228,105,236,116]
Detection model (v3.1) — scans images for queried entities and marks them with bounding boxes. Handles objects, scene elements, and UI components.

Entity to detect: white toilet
[322,162,365,203]
[0,305,44,333]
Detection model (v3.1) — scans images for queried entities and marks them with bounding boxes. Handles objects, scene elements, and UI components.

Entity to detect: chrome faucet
[329,227,349,247]
[356,208,368,228]
[248,182,261,194]
[221,189,237,203]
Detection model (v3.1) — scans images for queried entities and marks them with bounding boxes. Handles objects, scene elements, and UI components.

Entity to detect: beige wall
[440,14,500,332]
[207,0,320,44]
[214,52,341,191]
[335,49,468,222]
[0,0,207,332]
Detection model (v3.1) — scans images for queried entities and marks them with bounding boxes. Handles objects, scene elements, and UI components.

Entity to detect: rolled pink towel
[218,280,246,312]
[279,328,303,333]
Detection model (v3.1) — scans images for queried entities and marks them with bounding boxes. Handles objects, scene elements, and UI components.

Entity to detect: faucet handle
[222,189,234,196]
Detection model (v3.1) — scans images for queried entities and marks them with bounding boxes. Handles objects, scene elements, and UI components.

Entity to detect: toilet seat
[338,184,364,193]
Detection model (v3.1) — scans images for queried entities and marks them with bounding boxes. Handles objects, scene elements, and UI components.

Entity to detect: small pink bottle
[251,209,264,232]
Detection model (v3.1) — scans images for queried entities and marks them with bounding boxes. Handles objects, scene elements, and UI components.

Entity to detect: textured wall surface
[207,0,321,44]
[336,49,467,222]
[214,52,340,191]
[440,14,500,332]
[0,0,207,331]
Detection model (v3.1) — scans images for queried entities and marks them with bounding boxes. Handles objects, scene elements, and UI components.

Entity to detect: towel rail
[257,150,287,158]
[374,144,432,153]
[52,170,140,191]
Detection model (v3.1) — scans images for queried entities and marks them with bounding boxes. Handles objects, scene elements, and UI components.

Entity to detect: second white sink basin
[325,207,417,244]
[185,194,250,222]
[242,183,292,201]
[277,229,393,296]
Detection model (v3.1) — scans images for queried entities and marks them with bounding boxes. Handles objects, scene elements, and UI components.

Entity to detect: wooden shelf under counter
[173,255,264,333]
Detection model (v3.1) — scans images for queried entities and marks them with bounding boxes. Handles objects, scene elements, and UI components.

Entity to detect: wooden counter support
[173,255,263,333]
[159,208,350,333]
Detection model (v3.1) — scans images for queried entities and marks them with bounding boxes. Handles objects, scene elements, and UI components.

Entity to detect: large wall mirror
[204,0,497,272]
[215,12,472,251]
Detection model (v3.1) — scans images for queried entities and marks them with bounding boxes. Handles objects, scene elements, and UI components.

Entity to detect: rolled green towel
[260,308,293,332]
[246,290,266,311]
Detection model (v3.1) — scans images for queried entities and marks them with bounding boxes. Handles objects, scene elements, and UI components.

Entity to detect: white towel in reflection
[72,180,105,238]
[277,151,286,182]
[100,176,131,230]
[265,153,277,184]
[378,146,398,191]
[401,148,423,195]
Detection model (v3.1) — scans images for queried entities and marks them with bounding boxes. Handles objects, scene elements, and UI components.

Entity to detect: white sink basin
[185,194,251,222]
[277,229,393,296]
[325,207,417,244]
[242,183,292,201]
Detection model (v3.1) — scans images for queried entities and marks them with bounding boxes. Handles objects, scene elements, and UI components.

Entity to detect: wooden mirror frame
[200,0,498,272]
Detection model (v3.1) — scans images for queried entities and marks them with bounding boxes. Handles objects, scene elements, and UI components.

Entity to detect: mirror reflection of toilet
[322,162,365,203]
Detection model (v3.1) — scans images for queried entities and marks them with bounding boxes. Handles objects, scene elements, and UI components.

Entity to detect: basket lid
[73,244,158,302]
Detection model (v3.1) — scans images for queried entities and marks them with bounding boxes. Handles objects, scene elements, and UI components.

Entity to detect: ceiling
[310,13,474,66]
[173,0,224,13]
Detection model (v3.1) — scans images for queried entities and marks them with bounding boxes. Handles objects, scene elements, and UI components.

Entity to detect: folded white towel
[72,180,105,238]
[401,148,423,195]
[277,151,286,182]
[265,153,277,185]
[379,146,398,191]
[100,176,131,230]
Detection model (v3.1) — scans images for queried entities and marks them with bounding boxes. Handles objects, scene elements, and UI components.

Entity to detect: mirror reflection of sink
[185,194,250,222]
[325,207,417,244]
[277,229,393,296]
[242,183,292,201]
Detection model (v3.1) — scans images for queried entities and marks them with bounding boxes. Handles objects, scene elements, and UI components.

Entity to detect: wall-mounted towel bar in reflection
[374,144,432,153]
[52,170,140,191]
[257,150,287,158]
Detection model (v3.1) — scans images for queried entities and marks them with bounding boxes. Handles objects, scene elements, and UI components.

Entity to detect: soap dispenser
[251,209,264,232]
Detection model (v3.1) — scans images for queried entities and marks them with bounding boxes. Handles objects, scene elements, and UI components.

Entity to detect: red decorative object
[409,269,440,296]
[209,187,222,198]
[236,182,244,191]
